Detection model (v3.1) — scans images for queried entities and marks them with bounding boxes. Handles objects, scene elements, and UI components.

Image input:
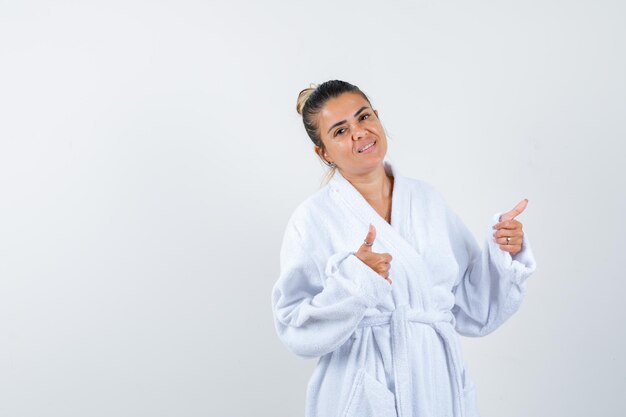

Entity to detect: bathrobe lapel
[328,160,436,311]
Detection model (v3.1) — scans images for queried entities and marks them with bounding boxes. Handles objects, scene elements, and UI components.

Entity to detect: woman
[270,80,537,417]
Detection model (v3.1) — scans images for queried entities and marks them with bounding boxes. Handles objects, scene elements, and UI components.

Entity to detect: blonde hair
[296,83,318,116]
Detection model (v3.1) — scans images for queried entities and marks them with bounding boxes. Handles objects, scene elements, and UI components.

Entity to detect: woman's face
[314,91,387,177]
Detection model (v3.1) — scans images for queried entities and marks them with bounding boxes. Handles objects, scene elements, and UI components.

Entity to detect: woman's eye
[334,128,346,137]
[361,113,370,120]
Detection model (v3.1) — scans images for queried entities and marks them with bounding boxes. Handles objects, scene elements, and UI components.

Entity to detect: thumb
[359,223,376,251]
[499,198,529,222]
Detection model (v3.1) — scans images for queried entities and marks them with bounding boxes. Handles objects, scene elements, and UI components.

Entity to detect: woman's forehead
[318,92,371,127]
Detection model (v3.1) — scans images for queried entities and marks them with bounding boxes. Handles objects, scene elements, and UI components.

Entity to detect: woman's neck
[342,165,393,203]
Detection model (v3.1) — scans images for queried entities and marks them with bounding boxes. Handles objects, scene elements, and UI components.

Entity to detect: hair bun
[296,83,319,115]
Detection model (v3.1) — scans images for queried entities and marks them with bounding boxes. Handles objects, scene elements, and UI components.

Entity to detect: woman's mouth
[357,140,377,154]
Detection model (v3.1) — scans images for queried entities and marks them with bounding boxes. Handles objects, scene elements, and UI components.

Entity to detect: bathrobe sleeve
[271,216,393,359]
[446,203,537,337]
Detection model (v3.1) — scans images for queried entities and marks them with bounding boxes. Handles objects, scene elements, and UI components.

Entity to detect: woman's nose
[351,124,366,140]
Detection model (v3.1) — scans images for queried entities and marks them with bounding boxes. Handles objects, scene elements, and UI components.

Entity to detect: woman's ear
[314,145,333,165]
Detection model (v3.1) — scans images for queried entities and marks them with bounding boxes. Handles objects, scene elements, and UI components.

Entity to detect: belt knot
[358,305,455,328]
[357,305,464,417]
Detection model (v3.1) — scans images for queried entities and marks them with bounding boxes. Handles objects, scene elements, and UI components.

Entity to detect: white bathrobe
[271,160,537,417]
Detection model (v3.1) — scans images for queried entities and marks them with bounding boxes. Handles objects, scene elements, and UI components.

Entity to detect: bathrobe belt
[357,305,465,417]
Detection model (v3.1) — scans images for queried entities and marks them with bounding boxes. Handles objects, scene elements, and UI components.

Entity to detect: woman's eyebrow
[327,106,370,134]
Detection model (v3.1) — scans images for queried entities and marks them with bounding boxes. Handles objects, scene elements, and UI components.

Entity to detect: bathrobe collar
[328,159,413,251]
[329,159,434,311]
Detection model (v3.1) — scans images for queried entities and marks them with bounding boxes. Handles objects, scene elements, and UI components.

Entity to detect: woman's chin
[345,155,386,174]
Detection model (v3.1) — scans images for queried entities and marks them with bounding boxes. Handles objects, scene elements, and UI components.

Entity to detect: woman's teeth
[358,141,376,153]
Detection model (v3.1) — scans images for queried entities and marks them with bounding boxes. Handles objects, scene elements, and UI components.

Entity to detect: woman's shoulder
[402,175,434,191]
[283,185,334,234]
[400,175,446,202]
[398,175,455,221]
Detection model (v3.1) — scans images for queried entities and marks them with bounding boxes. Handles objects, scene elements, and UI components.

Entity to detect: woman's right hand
[355,224,393,284]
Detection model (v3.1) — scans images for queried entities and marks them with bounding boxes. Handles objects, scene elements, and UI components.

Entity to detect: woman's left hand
[493,198,528,255]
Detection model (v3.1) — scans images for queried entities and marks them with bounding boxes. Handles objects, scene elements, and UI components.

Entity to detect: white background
[1,1,624,416]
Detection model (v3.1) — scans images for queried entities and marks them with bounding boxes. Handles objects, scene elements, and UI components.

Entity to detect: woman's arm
[446,202,537,337]
[271,218,392,359]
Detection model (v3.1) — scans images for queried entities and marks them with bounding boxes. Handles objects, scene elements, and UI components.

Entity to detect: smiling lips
[357,140,377,154]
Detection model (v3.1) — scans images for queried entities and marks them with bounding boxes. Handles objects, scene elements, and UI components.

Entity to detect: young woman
[270,80,537,417]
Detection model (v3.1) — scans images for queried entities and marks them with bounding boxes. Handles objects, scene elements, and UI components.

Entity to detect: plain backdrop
[1,1,624,416]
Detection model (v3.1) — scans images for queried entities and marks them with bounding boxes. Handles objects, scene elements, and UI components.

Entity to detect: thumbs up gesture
[355,224,393,284]
[493,198,528,255]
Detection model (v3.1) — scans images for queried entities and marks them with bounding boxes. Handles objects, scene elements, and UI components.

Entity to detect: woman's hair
[296,80,373,185]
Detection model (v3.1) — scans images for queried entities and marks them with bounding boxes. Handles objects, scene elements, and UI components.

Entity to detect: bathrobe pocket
[341,367,397,417]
